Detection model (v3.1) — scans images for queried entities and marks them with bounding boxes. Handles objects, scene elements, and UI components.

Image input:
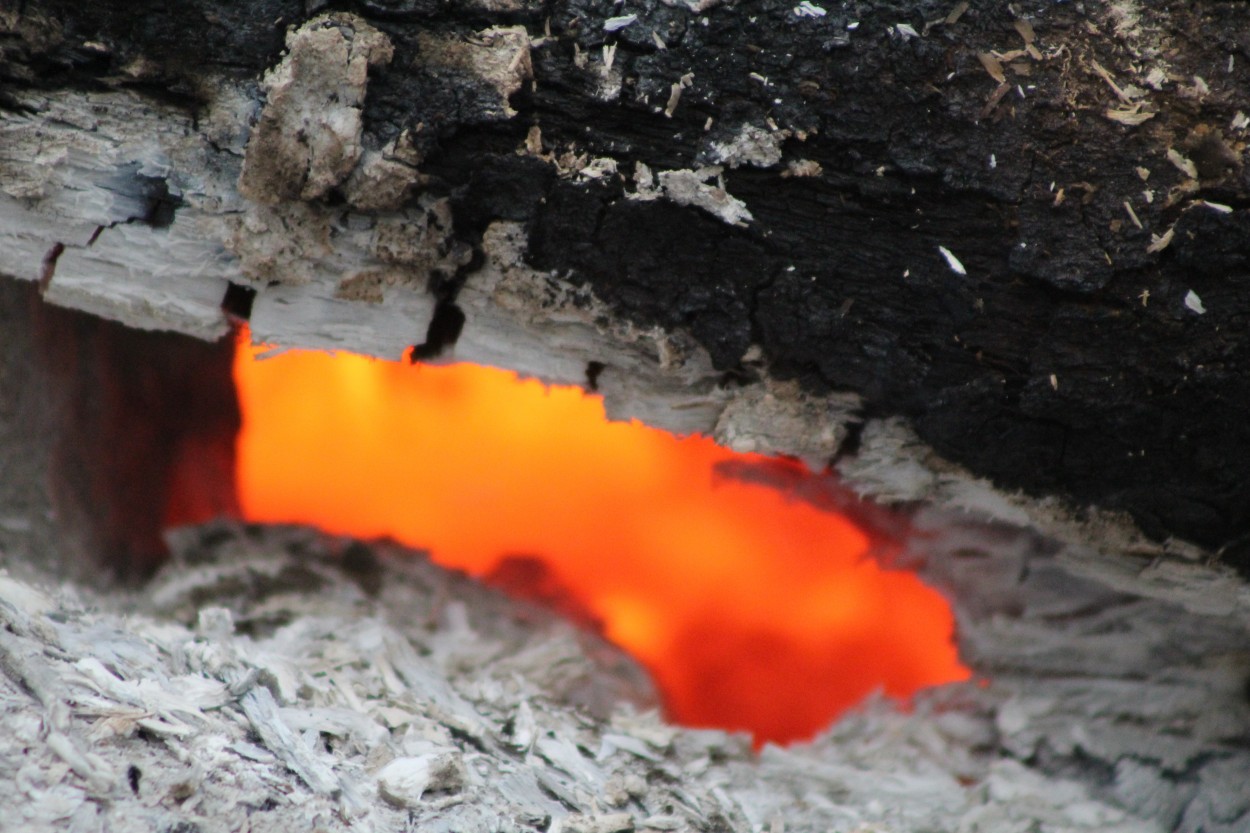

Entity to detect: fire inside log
[232,328,969,744]
[9,282,973,745]
[5,1,1250,828]
[6,1,1250,560]
[3,255,1250,833]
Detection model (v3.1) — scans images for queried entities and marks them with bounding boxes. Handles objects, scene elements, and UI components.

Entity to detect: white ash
[376,747,466,807]
[704,123,787,170]
[712,377,860,469]
[0,522,1245,832]
[631,162,754,226]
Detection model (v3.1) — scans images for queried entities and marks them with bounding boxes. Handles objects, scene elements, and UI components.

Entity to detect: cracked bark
[5,1,1250,558]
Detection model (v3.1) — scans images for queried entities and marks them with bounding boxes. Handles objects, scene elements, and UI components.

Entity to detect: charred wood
[4,3,1250,556]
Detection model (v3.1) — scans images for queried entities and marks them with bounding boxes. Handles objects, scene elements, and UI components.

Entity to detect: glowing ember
[233,333,969,743]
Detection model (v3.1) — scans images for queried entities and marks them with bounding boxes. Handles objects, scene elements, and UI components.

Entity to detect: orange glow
[233,332,969,743]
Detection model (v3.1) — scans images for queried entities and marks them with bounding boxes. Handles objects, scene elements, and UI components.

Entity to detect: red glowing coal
[232,330,969,744]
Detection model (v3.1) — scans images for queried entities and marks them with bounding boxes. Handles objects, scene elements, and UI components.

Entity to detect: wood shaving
[1166,148,1199,179]
[980,81,1011,118]
[938,246,967,275]
[1089,59,1134,104]
[664,84,683,118]
[1123,201,1142,229]
[1105,107,1155,126]
[1146,226,1174,253]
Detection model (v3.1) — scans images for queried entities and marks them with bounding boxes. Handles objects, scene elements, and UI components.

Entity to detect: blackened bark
[6,1,1250,551]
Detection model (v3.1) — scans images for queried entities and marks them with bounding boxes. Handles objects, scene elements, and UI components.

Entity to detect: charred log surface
[6,2,1250,550]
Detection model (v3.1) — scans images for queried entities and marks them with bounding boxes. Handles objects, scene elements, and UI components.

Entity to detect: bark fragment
[238,13,394,205]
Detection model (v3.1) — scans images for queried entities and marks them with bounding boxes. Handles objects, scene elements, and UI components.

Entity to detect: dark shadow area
[2,279,243,579]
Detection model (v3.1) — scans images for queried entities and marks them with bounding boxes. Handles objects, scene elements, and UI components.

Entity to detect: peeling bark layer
[5,2,1250,554]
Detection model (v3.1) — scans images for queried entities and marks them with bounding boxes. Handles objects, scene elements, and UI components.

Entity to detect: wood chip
[993,48,1027,62]
[1013,19,1036,44]
[1166,148,1199,179]
[945,1,968,25]
[239,685,343,797]
[980,81,1011,118]
[978,53,1006,84]
[1105,107,1155,126]
[664,84,683,118]
[1090,59,1133,104]
[1123,201,1142,229]
[1146,226,1174,253]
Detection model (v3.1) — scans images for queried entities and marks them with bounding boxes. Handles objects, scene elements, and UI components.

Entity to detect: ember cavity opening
[232,328,970,744]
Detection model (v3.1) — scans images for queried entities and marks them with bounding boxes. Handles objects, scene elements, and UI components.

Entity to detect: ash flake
[1198,200,1233,214]
[938,246,967,276]
[603,14,637,31]
[793,1,827,17]
[892,23,920,40]
[1184,290,1206,315]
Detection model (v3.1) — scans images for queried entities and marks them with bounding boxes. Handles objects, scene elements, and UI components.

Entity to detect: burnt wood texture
[5,1,1250,553]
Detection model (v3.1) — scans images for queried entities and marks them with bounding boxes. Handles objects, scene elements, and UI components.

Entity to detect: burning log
[4,1,1250,556]
[3,2,1250,831]
[3,280,1250,831]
